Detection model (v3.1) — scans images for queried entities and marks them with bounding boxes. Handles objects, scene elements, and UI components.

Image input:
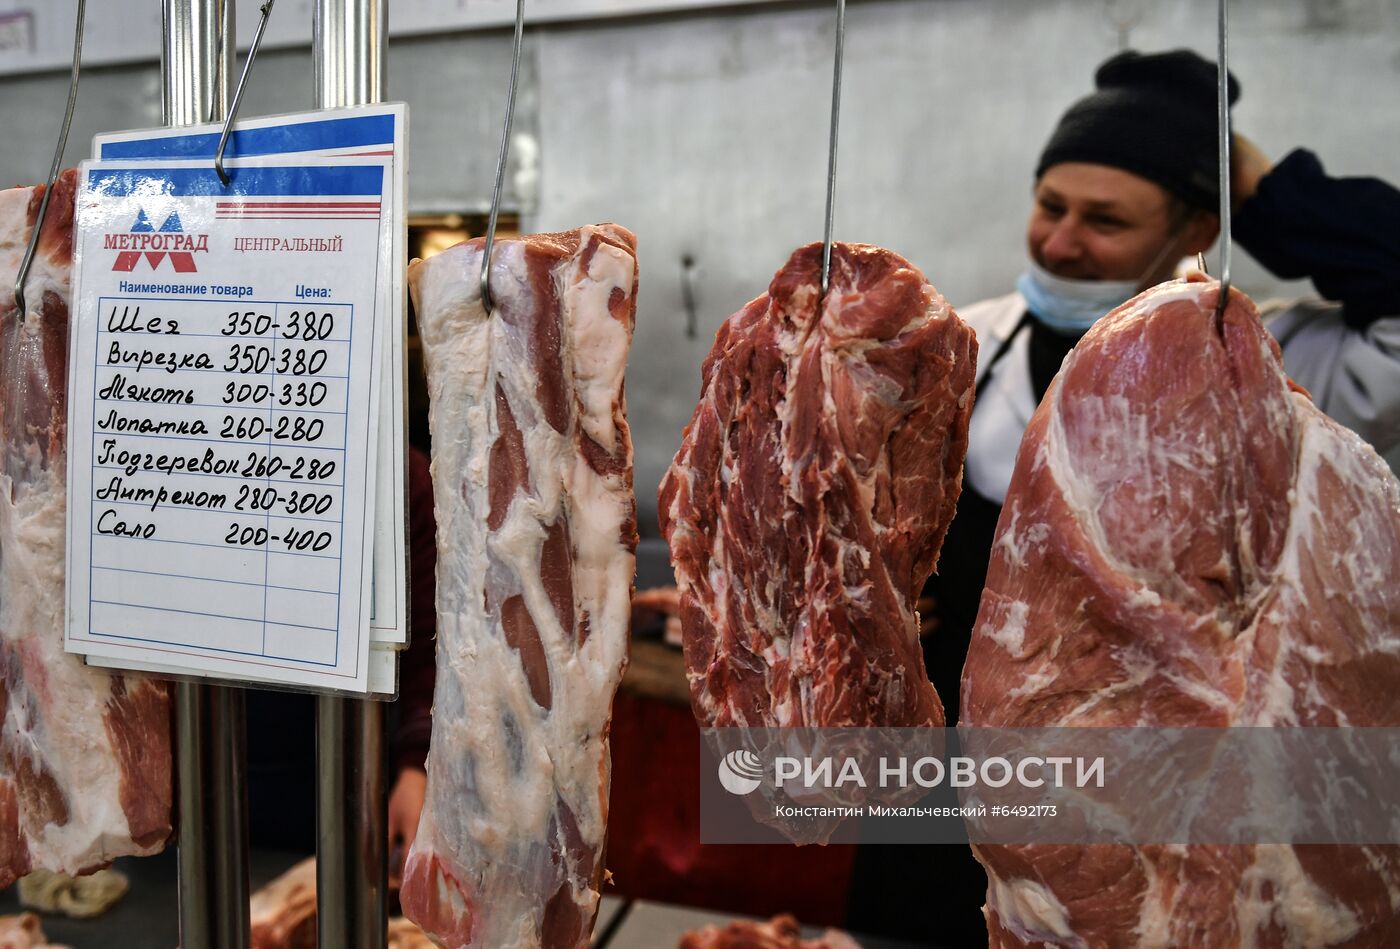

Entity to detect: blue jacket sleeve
[1233,149,1400,328]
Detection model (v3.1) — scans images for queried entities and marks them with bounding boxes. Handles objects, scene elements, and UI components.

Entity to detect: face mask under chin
[1016,234,1187,335]
[1016,262,1139,334]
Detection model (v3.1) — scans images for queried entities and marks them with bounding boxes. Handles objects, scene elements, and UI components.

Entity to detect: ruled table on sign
[65,158,392,693]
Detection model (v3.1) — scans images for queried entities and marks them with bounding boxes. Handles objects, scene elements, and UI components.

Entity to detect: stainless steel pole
[313,0,385,107]
[313,3,389,946]
[162,0,232,126]
[163,6,249,948]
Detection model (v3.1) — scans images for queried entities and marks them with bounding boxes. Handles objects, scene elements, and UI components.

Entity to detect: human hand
[388,766,427,889]
[1231,133,1273,210]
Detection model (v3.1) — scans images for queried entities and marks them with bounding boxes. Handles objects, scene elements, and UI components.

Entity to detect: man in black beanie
[847,46,1400,946]
[1018,48,1228,332]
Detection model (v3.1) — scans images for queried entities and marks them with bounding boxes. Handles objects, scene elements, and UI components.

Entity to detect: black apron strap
[974,309,1033,402]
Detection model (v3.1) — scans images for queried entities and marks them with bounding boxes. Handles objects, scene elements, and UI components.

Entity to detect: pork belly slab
[403,225,638,948]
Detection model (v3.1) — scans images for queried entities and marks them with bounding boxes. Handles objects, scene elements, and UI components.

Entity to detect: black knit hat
[1036,49,1241,212]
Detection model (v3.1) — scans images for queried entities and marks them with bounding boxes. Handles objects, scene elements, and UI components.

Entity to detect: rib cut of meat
[403,225,639,948]
[678,914,862,949]
[660,242,976,729]
[0,172,171,887]
[962,277,1400,946]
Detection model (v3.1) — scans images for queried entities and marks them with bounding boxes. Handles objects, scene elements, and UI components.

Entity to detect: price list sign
[95,105,410,648]
[64,159,391,692]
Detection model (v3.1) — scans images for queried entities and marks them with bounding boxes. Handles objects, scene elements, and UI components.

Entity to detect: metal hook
[1214,0,1232,324]
[215,0,276,187]
[480,0,527,313]
[820,0,847,299]
[14,0,85,320]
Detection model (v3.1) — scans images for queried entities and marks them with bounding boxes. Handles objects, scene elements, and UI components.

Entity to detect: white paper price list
[88,297,356,667]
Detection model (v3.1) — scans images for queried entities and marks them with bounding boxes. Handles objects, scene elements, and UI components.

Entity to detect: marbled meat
[660,242,976,729]
[962,277,1400,946]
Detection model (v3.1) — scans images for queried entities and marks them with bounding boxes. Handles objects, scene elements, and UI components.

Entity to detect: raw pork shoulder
[660,242,976,729]
[962,278,1400,946]
[403,226,638,948]
[0,172,171,887]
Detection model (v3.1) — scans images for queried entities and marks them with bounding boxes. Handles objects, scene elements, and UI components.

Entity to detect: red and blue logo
[106,209,208,273]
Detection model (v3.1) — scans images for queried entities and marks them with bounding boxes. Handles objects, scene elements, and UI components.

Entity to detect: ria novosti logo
[106,208,210,273]
[717,749,765,795]
[716,748,1107,796]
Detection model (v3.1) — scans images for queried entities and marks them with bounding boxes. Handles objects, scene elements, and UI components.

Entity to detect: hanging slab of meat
[962,277,1400,947]
[660,242,976,729]
[678,913,862,949]
[402,225,639,948]
[0,172,171,887]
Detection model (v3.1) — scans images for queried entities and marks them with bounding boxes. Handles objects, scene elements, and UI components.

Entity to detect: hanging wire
[480,0,527,313]
[820,0,847,298]
[14,0,85,319]
[215,0,277,186]
[1214,0,1232,322]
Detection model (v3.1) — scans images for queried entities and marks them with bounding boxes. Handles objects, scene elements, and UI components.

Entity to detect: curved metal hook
[214,0,276,187]
[480,0,527,313]
[14,0,85,320]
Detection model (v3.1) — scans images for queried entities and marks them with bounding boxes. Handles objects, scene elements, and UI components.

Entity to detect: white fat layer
[406,226,636,948]
[1235,845,1361,948]
[563,243,632,454]
[995,510,1050,570]
[986,601,1029,658]
[986,875,1086,948]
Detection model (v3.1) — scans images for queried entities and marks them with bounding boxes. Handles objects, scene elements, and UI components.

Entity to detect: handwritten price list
[88,297,359,667]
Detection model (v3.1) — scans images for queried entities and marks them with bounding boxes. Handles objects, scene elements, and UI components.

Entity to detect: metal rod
[313,0,385,114]
[13,0,84,319]
[164,4,249,948]
[1215,0,1232,320]
[480,0,527,313]
[313,2,389,946]
[820,0,846,298]
[316,698,388,948]
[163,0,233,127]
[175,683,251,949]
[215,0,277,187]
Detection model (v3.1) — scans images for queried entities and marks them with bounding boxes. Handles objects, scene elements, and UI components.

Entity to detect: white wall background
[3,0,1398,535]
